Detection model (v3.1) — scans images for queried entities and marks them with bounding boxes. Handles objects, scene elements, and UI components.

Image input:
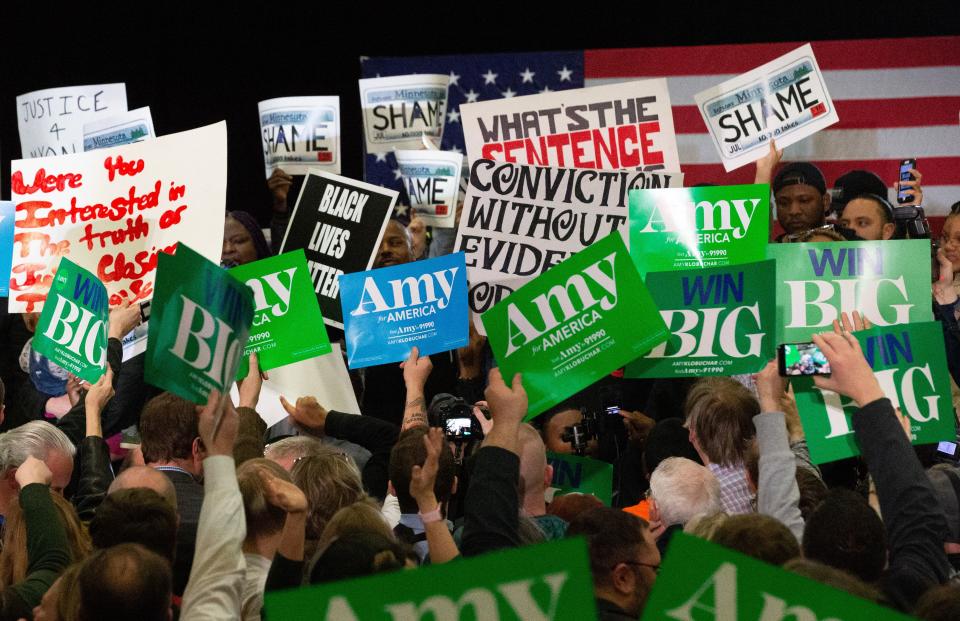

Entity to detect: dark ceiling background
[2,3,958,224]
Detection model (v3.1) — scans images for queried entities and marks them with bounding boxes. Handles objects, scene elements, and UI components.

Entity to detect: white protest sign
[395,150,464,228]
[17,84,127,158]
[83,107,155,151]
[695,43,839,172]
[359,74,449,154]
[8,122,228,313]
[231,343,359,427]
[455,158,682,331]
[259,96,341,177]
[461,79,680,172]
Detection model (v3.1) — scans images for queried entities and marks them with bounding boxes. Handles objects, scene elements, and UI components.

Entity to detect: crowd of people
[0,121,959,620]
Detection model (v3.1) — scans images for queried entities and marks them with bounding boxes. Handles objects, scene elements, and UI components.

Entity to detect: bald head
[110,466,177,509]
[518,424,551,513]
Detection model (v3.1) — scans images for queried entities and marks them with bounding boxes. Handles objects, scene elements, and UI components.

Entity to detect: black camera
[560,405,620,456]
[429,394,485,442]
[893,204,932,240]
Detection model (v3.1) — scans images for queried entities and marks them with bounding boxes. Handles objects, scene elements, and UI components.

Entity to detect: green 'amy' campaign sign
[483,232,668,420]
[625,259,776,378]
[145,244,254,404]
[643,533,911,621]
[767,240,932,344]
[628,184,770,276]
[230,250,331,378]
[547,452,614,506]
[32,258,109,383]
[792,321,956,464]
[265,537,597,620]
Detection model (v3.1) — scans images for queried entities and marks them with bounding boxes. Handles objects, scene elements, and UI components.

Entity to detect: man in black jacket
[811,330,953,611]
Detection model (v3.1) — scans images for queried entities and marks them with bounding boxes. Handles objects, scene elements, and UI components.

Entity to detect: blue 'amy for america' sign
[340,252,468,368]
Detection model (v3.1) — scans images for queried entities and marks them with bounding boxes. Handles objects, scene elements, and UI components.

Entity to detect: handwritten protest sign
[0,202,13,297]
[17,84,127,158]
[230,343,358,427]
[145,244,253,404]
[626,260,776,378]
[265,537,597,620]
[766,240,932,344]
[483,232,668,419]
[359,74,449,154]
[628,184,770,277]
[395,149,463,228]
[32,259,109,383]
[643,533,911,621]
[791,321,955,464]
[230,250,332,376]
[258,96,340,177]
[341,252,468,369]
[547,452,614,506]
[461,79,680,172]
[83,107,155,151]
[695,44,839,172]
[456,158,682,325]
[279,171,397,329]
[8,121,228,313]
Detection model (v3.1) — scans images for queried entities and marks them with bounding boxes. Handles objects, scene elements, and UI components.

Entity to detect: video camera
[428,394,485,443]
[560,405,621,456]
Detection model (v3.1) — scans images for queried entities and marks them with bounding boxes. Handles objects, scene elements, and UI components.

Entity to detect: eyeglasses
[619,561,660,573]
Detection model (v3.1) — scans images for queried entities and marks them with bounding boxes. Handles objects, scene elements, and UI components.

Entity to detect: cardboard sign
[547,452,614,506]
[643,533,911,621]
[792,321,956,464]
[258,96,340,177]
[461,79,680,172]
[229,344,358,427]
[625,260,776,378]
[766,240,933,344]
[628,184,770,277]
[278,171,398,329]
[456,158,683,324]
[17,84,127,158]
[264,537,597,620]
[83,107,155,151]
[8,121,228,313]
[144,244,254,404]
[695,44,839,172]
[483,232,668,420]
[340,252,468,369]
[395,149,463,228]
[0,202,13,297]
[229,250,332,376]
[359,74,449,154]
[31,259,109,383]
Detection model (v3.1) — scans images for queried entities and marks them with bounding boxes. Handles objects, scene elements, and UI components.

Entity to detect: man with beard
[772,162,831,242]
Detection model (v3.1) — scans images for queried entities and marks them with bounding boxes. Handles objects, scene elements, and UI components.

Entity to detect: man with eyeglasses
[567,507,660,620]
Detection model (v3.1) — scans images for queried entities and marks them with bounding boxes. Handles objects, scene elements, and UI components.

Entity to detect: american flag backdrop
[362,36,960,232]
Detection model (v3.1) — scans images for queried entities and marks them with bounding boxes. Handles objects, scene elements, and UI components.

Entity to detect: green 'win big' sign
[32,258,110,383]
[793,321,956,464]
[625,259,776,378]
[482,232,668,420]
[766,240,933,344]
[642,533,912,621]
[145,244,255,404]
[264,537,598,620]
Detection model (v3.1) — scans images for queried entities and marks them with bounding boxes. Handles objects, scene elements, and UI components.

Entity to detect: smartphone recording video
[778,343,831,376]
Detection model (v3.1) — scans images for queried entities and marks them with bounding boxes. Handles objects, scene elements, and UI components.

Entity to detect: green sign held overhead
[766,240,933,344]
[643,533,912,621]
[145,244,254,404]
[628,184,770,276]
[792,321,956,464]
[625,260,776,378]
[483,232,668,420]
[230,250,332,378]
[264,537,598,620]
[547,452,614,506]
[32,258,109,383]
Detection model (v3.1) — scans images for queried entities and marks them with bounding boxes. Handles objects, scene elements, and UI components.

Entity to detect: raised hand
[279,395,328,435]
[811,332,885,407]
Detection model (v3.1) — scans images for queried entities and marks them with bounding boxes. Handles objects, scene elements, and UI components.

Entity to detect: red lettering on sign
[638,121,664,166]
[13,232,69,258]
[159,205,188,229]
[103,155,145,182]
[11,169,83,195]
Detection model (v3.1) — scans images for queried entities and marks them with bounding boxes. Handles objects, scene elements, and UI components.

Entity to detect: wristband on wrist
[418,504,443,524]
